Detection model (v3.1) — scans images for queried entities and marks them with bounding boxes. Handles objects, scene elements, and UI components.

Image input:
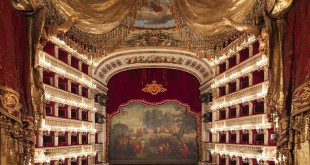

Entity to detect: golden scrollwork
[291,81,310,117]
[124,55,184,65]
[0,86,22,123]
[141,81,167,95]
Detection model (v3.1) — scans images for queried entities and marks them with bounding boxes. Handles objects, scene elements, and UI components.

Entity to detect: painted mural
[135,0,176,28]
[109,101,198,164]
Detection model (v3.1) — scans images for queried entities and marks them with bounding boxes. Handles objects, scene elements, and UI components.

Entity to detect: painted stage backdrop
[108,101,198,164]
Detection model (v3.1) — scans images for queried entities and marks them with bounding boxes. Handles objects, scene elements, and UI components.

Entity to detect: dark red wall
[106,68,201,114]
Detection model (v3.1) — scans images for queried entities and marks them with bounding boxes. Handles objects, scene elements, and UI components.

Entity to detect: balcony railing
[214,114,271,131]
[42,116,93,132]
[214,143,276,160]
[34,144,93,162]
[212,81,268,110]
[44,84,93,110]
[212,53,267,88]
[39,50,95,89]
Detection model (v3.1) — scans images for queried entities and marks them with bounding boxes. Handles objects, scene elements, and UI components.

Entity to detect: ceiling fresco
[134,0,176,28]
[45,0,265,59]
[122,29,181,47]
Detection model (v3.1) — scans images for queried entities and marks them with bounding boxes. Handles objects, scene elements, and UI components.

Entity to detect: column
[79,85,82,96]
[236,79,240,91]
[87,133,91,144]
[54,160,59,165]
[38,131,43,147]
[225,108,229,119]
[248,73,253,86]
[78,157,82,165]
[68,132,72,145]
[54,45,59,58]
[226,132,229,143]
[88,111,92,122]
[88,65,92,76]
[225,84,229,95]
[67,158,71,165]
[225,59,229,70]
[97,151,102,163]
[216,154,220,165]
[249,44,253,57]
[54,131,59,146]
[236,105,240,117]
[79,109,82,120]
[236,156,240,165]
[249,102,253,115]
[236,53,240,64]
[236,131,240,143]
[249,130,253,144]
[54,103,59,117]
[264,129,269,145]
[226,156,229,165]
[263,67,268,81]
[78,61,82,71]
[55,74,59,88]
[68,79,72,92]
[264,101,267,113]
[79,132,82,145]
[68,54,72,65]
[248,158,253,165]
[68,106,72,119]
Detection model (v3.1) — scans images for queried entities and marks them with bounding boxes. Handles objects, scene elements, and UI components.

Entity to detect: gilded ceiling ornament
[142,81,167,95]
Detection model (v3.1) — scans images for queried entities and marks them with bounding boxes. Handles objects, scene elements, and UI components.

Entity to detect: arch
[93,49,213,86]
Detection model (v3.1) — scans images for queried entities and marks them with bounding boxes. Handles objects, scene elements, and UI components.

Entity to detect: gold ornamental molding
[141,81,167,95]
[93,49,213,86]
[291,81,310,117]
[0,86,22,123]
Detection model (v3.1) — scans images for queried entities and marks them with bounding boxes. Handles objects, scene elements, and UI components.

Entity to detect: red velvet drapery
[0,0,31,115]
[283,0,310,109]
[106,68,201,115]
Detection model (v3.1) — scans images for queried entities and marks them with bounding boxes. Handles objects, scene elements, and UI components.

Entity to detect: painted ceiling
[46,0,263,59]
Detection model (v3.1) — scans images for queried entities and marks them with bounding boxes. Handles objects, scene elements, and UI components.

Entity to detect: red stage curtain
[106,68,201,114]
[283,0,310,109]
[0,0,31,114]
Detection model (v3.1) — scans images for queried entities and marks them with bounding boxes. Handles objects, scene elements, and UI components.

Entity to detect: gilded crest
[141,80,167,95]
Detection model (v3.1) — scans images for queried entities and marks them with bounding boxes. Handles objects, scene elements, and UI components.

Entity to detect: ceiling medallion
[142,81,167,95]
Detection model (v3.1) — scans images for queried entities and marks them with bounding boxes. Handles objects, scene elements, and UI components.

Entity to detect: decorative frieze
[39,50,96,89]
[44,84,93,110]
[214,143,276,161]
[34,144,93,162]
[212,81,268,110]
[212,54,268,88]
[214,114,271,131]
[42,116,93,132]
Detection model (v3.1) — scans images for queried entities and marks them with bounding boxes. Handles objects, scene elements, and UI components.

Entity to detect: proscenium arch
[93,49,213,86]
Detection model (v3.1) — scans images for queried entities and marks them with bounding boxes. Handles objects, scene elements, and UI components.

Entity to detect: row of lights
[212,54,268,88]
[50,36,92,65]
[211,82,268,110]
[209,35,257,67]
[211,123,271,133]
[41,124,97,134]
[45,92,95,111]
[35,151,96,163]
[39,51,97,89]
[211,150,277,162]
